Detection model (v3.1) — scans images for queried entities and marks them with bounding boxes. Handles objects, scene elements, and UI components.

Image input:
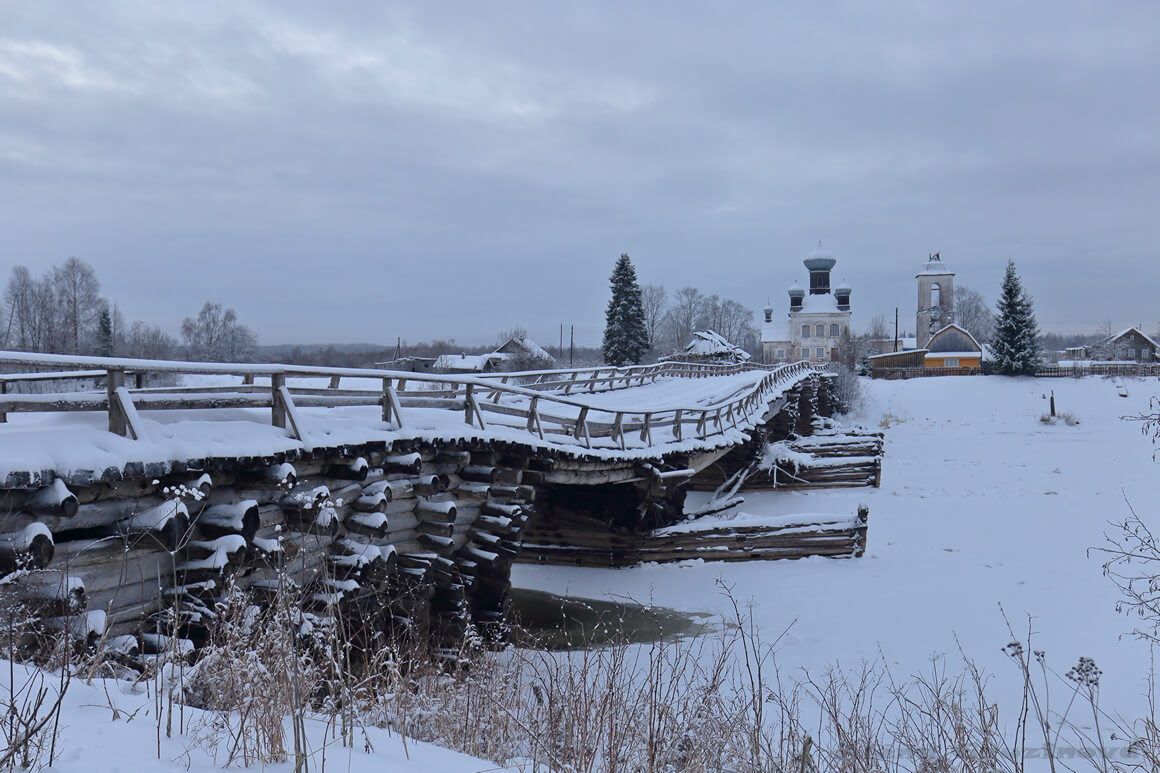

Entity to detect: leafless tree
[663,286,705,353]
[954,284,995,344]
[3,266,38,350]
[641,284,666,352]
[181,302,258,362]
[125,321,179,359]
[52,257,103,354]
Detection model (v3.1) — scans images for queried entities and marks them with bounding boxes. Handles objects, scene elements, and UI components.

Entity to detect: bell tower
[916,252,955,349]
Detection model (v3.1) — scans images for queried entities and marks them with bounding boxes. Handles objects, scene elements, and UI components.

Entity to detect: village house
[1085,327,1158,363]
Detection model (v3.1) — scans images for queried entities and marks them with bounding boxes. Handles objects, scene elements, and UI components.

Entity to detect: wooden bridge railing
[0,351,820,451]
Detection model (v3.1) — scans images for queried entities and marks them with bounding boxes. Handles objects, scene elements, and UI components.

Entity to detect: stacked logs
[766,430,884,490]
[0,442,539,666]
[518,506,869,567]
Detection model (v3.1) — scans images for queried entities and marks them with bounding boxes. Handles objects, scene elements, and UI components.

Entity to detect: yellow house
[924,324,983,369]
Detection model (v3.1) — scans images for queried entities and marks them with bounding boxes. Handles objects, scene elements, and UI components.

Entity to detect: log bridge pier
[0,351,879,660]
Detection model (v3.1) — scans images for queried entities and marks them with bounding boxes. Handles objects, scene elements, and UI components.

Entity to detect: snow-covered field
[516,375,1160,726]
[5,374,1160,769]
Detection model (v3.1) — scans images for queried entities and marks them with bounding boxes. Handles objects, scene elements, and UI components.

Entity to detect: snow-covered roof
[494,336,553,361]
[926,324,982,354]
[677,330,752,361]
[432,353,506,372]
[761,319,791,344]
[917,252,953,276]
[1109,327,1160,349]
[798,293,840,313]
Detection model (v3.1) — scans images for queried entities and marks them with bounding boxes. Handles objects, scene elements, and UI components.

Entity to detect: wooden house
[1090,327,1158,362]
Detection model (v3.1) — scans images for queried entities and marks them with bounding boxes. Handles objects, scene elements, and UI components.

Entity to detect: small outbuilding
[923,324,983,369]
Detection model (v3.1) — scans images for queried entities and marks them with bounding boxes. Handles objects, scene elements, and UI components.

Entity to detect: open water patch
[507,587,712,650]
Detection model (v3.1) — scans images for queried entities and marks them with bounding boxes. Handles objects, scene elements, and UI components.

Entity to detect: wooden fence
[0,351,821,452]
[871,366,981,379]
[1035,363,1160,378]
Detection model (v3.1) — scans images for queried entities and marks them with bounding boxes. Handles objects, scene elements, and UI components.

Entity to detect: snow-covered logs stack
[0,443,537,665]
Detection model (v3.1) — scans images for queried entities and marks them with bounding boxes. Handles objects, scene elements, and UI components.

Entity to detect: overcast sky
[3,2,1158,347]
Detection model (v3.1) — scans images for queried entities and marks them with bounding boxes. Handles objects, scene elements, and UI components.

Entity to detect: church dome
[834,277,852,294]
[787,282,805,298]
[803,242,837,272]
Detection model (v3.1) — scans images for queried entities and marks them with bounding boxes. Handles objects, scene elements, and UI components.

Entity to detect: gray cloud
[2,1,1157,346]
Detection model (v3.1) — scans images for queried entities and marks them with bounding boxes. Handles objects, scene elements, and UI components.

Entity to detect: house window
[815,324,825,337]
[775,348,785,359]
[815,347,825,358]
[1128,348,1136,359]
[1145,349,1153,362]
[802,324,810,338]
[801,347,809,359]
[830,323,839,337]
[943,358,959,367]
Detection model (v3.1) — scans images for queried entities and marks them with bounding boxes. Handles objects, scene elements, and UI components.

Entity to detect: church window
[801,347,809,359]
[829,323,839,337]
[815,324,824,337]
[930,283,941,308]
[802,325,810,338]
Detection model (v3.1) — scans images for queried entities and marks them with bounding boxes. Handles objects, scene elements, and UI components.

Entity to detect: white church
[761,243,853,363]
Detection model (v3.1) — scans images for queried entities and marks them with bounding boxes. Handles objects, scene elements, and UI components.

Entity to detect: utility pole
[894,308,899,352]
[569,325,574,367]
[559,323,563,360]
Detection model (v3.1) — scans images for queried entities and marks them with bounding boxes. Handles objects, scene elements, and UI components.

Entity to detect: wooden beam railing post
[242,373,254,386]
[574,406,591,448]
[612,411,625,450]
[328,375,341,389]
[673,409,683,441]
[696,410,708,438]
[527,396,544,440]
[107,368,127,436]
[273,383,303,441]
[382,377,404,427]
[640,412,652,444]
[271,372,287,429]
[464,383,487,430]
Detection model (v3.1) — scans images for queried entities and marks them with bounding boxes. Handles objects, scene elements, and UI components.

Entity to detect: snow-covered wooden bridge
[0,350,876,659]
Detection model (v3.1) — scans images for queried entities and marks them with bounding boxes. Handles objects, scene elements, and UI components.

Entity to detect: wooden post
[696,410,708,438]
[107,368,127,436]
[640,412,652,444]
[382,377,403,426]
[464,383,474,426]
[574,406,590,447]
[527,396,545,439]
[673,409,683,440]
[242,373,254,386]
[271,372,287,429]
[328,375,341,389]
[612,411,625,450]
[134,372,145,389]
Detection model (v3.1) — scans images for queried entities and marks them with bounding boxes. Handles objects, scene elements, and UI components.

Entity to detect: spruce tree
[990,260,1042,375]
[601,253,650,366]
[97,306,114,357]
